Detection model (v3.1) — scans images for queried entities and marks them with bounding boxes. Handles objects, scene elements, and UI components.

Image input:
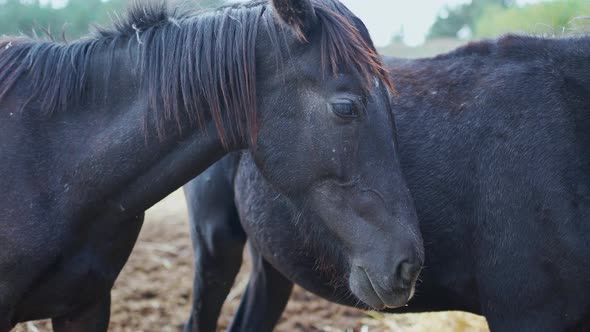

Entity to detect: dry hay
[15,191,489,332]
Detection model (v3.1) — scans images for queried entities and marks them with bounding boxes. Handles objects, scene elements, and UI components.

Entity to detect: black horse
[0,0,424,330]
[185,35,590,332]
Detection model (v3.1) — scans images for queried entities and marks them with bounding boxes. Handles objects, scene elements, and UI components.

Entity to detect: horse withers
[0,0,422,330]
[185,35,590,332]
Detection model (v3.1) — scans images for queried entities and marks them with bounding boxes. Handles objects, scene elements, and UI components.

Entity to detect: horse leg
[0,300,11,332]
[476,230,571,331]
[183,157,246,332]
[51,295,110,332]
[474,193,590,332]
[479,267,583,332]
[229,244,293,332]
[0,322,12,332]
[0,309,13,332]
[483,302,565,332]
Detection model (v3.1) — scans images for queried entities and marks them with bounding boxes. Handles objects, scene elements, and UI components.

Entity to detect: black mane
[0,0,392,146]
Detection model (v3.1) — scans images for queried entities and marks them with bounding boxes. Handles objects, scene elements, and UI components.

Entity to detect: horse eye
[331,102,358,119]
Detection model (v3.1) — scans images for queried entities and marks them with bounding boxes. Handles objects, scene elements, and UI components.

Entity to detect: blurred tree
[0,0,227,40]
[427,0,514,39]
[476,0,590,37]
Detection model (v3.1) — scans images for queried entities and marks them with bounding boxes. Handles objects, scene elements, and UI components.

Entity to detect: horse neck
[34,44,241,220]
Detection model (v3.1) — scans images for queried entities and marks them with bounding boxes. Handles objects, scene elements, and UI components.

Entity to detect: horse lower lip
[353,267,386,310]
[370,302,386,310]
[362,269,406,309]
[366,275,412,309]
[354,267,412,310]
[383,296,410,309]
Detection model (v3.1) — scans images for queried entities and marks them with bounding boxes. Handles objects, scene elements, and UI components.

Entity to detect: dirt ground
[15,191,489,332]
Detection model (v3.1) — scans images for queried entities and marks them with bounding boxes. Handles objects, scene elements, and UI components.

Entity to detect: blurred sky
[42,0,547,46]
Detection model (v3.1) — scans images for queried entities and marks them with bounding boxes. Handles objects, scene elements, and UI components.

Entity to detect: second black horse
[185,35,590,332]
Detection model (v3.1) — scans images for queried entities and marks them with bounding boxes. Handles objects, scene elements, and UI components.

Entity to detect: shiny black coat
[185,35,590,332]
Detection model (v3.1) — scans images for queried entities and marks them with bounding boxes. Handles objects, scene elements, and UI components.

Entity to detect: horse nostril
[396,259,420,287]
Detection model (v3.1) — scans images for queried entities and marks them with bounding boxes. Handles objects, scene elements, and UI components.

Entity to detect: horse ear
[271,0,316,40]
